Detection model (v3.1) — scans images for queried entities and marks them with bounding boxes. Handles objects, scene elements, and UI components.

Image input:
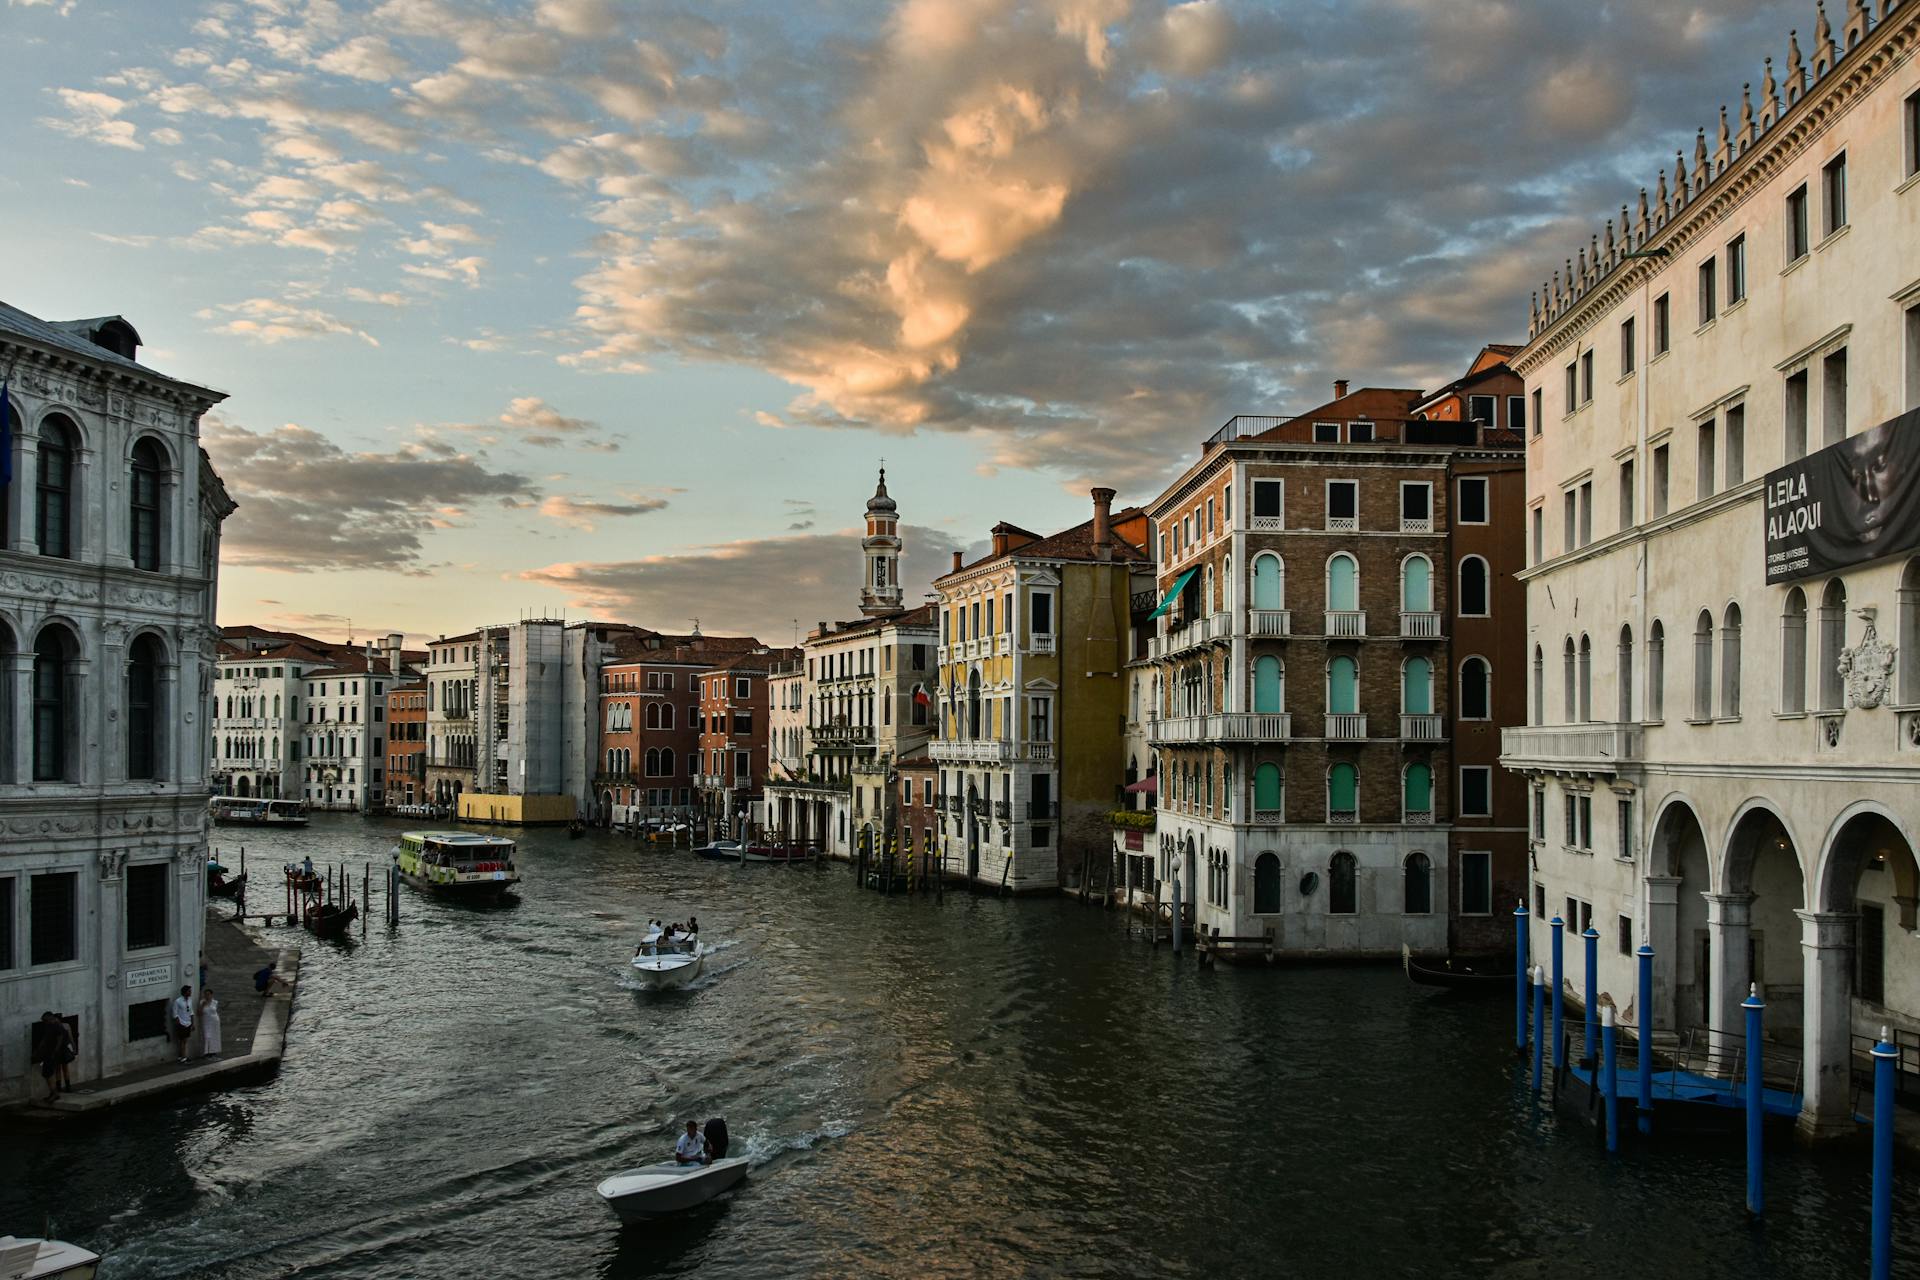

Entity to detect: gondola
[568,820,587,840]
[1401,942,1511,991]
[208,869,248,901]
[304,900,359,938]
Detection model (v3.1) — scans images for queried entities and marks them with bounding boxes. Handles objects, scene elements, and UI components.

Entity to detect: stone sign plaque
[125,963,174,989]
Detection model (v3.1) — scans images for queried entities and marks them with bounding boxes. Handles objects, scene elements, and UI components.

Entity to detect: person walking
[170,985,195,1063]
[196,986,223,1059]
[36,1012,74,1102]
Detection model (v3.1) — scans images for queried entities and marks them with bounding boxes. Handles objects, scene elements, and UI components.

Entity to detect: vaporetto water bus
[394,831,521,900]
[209,797,311,828]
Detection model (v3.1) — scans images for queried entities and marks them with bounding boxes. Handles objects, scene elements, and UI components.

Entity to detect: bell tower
[859,466,904,617]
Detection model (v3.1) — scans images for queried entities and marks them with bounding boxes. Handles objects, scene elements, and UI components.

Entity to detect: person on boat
[675,1120,708,1166]
[301,855,315,878]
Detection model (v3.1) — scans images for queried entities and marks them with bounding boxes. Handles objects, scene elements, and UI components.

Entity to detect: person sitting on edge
[674,1120,707,1166]
[253,964,288,996]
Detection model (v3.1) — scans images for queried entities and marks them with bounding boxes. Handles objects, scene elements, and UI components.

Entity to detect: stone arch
[1646,792,1711,1030]
[1812,800,1920,918]
[1719,800,1807,1037]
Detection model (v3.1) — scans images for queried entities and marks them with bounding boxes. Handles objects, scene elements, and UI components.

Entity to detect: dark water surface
[3,815,1912,1278]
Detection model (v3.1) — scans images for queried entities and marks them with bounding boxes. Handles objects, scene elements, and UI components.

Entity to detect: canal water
[3,815,1913,1278]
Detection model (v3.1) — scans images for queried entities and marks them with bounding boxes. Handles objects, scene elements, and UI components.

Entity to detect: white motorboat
[631,939,703,990]
[0,1237,100,1280]
[596,1119,747,1222]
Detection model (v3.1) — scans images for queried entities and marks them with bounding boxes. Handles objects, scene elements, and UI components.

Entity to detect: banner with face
[1764,407,1920,585]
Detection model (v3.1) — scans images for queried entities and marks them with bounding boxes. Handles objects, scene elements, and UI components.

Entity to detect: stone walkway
[23,910,300,1117]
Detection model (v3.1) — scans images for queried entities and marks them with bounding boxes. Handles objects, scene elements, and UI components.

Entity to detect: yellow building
[930,490,1154,891]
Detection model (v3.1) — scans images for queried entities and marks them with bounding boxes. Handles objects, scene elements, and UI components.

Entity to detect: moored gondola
[1402,943,1511,991]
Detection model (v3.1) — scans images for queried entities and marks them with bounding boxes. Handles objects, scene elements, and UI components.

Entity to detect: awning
[1124,774,1158,795]
[1148,567,1199,619]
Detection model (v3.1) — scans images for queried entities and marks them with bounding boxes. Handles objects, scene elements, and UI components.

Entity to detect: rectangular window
[1507,395,1525,434]
[1785,368,1810,461]
[1907,306,1920,413]
[30,871,77,966]
[1697,418,1717,501]
[1531,507,1544,565]
[1029,591,1054,636]
[1619,459,1635,530]
[1822,347,1848,448]
[1727,234,1747,305]
[1620,316,1636,375]
[1534,881,1547,919]
[1460,852,1492,916]
[1652,445,1670,518]
[1822,152,1847,236]
[128,998,168,1041]
[1457,477,1488,524]
[1698,257,1716,326]
[1725,405,1745,486]
[1907,89,1920,178]
[1313,421,1341,443]
[1459,766,1491,817]
[1326,480,1358,529]
[1580,350,1594,404]
[1618,914,1635,957]
[1787,183,1810,261]
[1399,482,1431,531]
[1531,787,1545,840]
[1577,794,1592,848]
[1617,797,1634,861]
[1252,479,1283,522]
[0,878,11,969]
[1579,481,1593,547]
[1562,490,1576,554]
[1347,421,1374,444]
[1565,361,1578,415]
[1467,394,1496,425]
[1206,497,1215,535]
[1653,293,1671,355]
[1565,794,1578,847]
[125,862,169,950]
[1530,388,1542,437]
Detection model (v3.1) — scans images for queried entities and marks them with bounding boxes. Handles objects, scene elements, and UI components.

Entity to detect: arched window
[1781,587,1808,713]
[1649,620,1666,719]
[33,627,75,781]
[273,694,281,718]
[130,437,165,571]
[1562,637,1576,722]
[1577,634,1592,721]
[1899,562,1919,705]
[1531,645,1544,725]
[645,702,659,729]
[1253,761,1282,816]
[1461,657,1490,720]
[127,634,162,779]
[1254,852,1281,914]
[1617,625,1634,722]
[1400,555,1432,613]
[1403,762,1432,818]
[1253,655,1284,714]
[1720,603,1742,717]
[1222,555,1232,611]
[1693,609,1714,720]
[1458,556,1490,616]
[1402,656,1433,714]
[37,417,76,559]
[1327,553,1358,613]
[1404,852,1432,915]
[661,703,673,730]
[1329,851,1358,914]
[1328,656,1358,715]
[1328,762,1358,821]
[1252,554,1284,610]
[1818,579,1847,710]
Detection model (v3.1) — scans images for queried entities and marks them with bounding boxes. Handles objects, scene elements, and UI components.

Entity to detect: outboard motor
[704,1117,729,1160]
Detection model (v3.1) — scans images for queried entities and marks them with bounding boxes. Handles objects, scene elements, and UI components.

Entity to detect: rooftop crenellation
[1528,0,1901,340]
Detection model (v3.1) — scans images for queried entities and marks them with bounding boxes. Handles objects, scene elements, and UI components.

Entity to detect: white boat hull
[595,1158,750,1222]
[0,1237,101,1280]
[631,948,702,990]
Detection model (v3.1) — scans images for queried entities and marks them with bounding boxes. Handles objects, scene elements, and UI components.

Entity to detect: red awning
[1124,774,1157,795]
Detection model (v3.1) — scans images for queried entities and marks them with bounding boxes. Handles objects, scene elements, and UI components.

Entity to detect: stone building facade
[0,302,233,1101]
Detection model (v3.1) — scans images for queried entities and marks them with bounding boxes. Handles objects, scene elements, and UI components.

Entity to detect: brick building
[386,682,427,809]
[594,632,766,827]
[694,649,790,837]
[1145,360,1525,958]
[896,754,940,877]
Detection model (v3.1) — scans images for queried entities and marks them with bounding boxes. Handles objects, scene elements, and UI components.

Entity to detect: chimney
[992,530,1009,556]
[1091,487,1116,561]
[1334,379,1350,399]
[951,550,964,573]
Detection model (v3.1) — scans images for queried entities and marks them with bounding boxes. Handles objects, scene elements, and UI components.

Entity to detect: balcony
[1149,712,1292,745]
[994,799,1010,820]
[1400,714,1443,741]
[1326,515,1357,532]
[1325,713,1368,740]
[1399,611,1442,639]
[1020,742,1056,761]
[1150,611,1231,660]
[1500,723,1643,774]
[929,738,1013,764]
[1251,809,1283,826]
[937,645,950,664]
[1026,799,1060,819]
[1251,514,1283,531]
[1325,611,1367,638]
[995,635,1012,657]
[1400,516,1433,533]
[1328,808,1358,824]
[813,723,876,747]
[1029,634,1056,655]
[1248,610,1290,638]
[1404,809,1434,825]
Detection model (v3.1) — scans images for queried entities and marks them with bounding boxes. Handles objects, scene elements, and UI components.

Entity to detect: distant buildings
[0,301,233,1101]
[387,682,427,808]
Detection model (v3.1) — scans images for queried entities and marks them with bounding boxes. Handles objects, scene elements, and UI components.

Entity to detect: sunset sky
[1,0,1809,642]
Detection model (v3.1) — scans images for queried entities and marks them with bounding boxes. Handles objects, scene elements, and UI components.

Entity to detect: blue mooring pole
[1583,925,1600,1068]
[1171,876,1183,955]
[1531,965,1546,1096]
[1550,916,1566,1071]
[1602,1004,1619,1153]
[1636,943,1655,1135]
[1514,902,1529,1054]
[1873,1026,1896,1280]
[1744,985,1765,1216]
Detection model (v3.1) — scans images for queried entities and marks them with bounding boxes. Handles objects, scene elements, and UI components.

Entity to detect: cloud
[537,493,671,530]
[521,523,967,639]
[41,87,142,149]
[204,417,537,573]
[315,36,410,82]
[440,396,619,450]
[198,297,379,345]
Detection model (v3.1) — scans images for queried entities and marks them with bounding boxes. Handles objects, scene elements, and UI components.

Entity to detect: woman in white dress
[197,987,222,1058]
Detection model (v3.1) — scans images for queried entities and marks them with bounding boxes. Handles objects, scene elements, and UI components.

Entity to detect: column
[1705,892,1753,1066]
[1645,874,1682,1030]
[160,658,182,786]
[10,434,38,552]
[7,653,31,785]
[1798,909,1857,1141]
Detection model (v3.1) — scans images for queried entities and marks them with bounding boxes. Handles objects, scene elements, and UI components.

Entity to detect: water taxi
[208,797,311,828]
[394,831,521,900]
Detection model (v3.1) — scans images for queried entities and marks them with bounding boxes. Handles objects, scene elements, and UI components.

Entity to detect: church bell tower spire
[859,466,904,617]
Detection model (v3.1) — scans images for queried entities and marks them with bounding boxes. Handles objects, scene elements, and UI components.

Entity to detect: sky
[1,0,1814,643]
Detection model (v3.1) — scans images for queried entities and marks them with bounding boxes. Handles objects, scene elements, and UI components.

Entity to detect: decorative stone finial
[1636,187,1650,240]
[1814,1,1836,72]
[1738,83,1755,148]
[1655,169,1669,221]
[1762,56,1780,124]
[1787,29,1806,100]
[1693,128,1709,189]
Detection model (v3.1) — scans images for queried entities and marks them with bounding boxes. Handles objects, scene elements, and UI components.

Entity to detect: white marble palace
[0,301,233,1101]
[1504,0,1920,1140]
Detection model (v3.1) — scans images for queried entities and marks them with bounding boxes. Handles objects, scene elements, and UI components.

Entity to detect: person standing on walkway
[171,985,195,1063]
[197,987,222,1059]
[37,1012,74,1102]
